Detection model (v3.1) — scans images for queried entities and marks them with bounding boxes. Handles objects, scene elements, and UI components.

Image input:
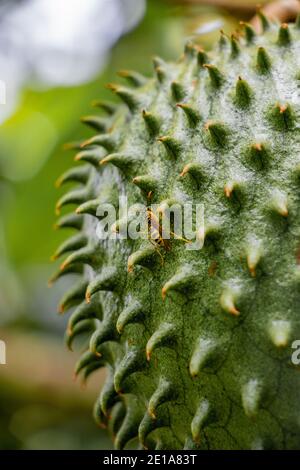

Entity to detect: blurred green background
[0,0,270,450]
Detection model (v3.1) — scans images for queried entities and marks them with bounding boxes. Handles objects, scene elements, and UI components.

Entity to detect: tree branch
[165,0,265,14]
[251,0,300,32]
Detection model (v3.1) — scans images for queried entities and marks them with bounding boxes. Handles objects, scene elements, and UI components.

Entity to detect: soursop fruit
[52,16,300,449]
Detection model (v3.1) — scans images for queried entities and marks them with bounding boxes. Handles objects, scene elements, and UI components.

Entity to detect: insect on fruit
[52,16,300,450]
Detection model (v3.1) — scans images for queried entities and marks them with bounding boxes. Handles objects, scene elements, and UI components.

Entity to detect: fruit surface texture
[53,17,300,449]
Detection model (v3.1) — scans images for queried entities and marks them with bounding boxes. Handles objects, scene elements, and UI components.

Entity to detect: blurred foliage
[0,330,111,449]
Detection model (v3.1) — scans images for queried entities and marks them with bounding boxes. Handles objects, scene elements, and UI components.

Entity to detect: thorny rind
[52,16,300,449]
